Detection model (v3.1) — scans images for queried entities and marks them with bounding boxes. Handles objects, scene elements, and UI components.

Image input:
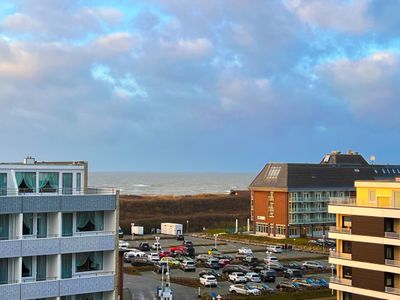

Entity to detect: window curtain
[0,215,9,240]
[37,213,47,238]
[76,173,81,193]
[16,172,36,193]
[76,212,103,232]
[0,173,6,196]
[62,173,73,195]
[0,258,8,284]
[76,292,103,300]
[23,213,33,236]
[36,256,46,281]
[94,212,104,231]
[62,213,73,237]
[39,172,59,193]
[76,252,103,272]
[61,254,72,279]
[22,257,32,277]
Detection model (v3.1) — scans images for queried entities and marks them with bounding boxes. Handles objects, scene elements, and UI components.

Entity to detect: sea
[89,172,255,195]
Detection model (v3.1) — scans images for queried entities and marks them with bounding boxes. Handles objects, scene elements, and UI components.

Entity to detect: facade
[249,151,400,238]
[0,157,118,300]
[329,178,400,300]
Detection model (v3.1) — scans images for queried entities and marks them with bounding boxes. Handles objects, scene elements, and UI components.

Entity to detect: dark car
[186,246,195,257]
[283,269,303,279]
[242,256,258,266]
[183,240,193,247]
[259,269,276,282]
[283,262,305,270]
[205,258,220,270]
[222,265,250,275]
[131,257,154,266]
[177,234,185,241]
[199,269,223,278]
[138,242,150,251]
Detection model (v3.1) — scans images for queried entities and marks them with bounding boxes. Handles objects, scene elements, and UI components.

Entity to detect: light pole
[214,234,218,249]
[266,251,271,271]
[155,236,160,254]
[322,234,325,253]
[186,220,189,234]
[331,264,335,295]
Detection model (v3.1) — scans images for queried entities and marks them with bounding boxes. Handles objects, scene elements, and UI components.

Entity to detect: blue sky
[0,0,399,172]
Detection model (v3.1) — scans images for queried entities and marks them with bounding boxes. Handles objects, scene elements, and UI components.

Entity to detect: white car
[228,272,247,283]
[151,242,162,250]
[123,250,145,262]
[148,253,160,262]
[229,284,261,295]
[200,275,217,287]
[302,261,325,269]
[119,240,129,249]
[245,272,261,283]
[238,247,253,255]
[264,256,279,264]
[266,245,282,253]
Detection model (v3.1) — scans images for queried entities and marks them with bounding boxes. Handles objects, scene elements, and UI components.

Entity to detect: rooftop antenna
[370,155,376,165]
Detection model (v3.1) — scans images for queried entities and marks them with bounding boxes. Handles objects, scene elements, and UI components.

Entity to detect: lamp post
[186,220,189,234]
[331,264,335,295]
[155,236,160,254]
[322,234,325,253]
[214,234,218,249]
[266,251,271,271]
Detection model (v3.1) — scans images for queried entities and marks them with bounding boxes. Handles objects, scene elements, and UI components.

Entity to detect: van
[266,245,282,253]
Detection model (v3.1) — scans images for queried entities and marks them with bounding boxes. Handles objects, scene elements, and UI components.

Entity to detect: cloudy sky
[0,0,399,172]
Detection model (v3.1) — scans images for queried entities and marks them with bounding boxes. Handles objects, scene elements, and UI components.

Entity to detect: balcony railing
[329,197,356,206]
[385,287,400,295]
[0,187,117,197]
[385,259,400,267]
[329,226,352,234]
[330,277,352,286]
[330,251,352,260]
[385,232,400,239]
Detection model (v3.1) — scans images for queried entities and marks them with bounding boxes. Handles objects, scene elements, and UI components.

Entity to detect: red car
[169,246,187,256]
[219,259,231,268]
[159,251,172,259]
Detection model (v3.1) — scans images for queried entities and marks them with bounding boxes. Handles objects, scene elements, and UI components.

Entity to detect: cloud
[94,32,139,54]
[160,37,213,59]
[287,0,373,34]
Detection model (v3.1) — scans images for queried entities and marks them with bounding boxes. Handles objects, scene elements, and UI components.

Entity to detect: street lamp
[214,234,218,249]
[266,251,271,271]
[331,264,335,295]
[155,236,160,254]
[186,220,189,234]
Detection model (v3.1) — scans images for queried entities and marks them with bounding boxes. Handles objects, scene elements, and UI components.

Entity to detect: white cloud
[2,13,41,32]
[286,0,373,34]
[0,40,38,78]
[94,32,139,54]
[160,38,213,58]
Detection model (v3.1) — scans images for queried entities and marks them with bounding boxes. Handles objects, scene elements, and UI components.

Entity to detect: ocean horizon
[89,172,255,195]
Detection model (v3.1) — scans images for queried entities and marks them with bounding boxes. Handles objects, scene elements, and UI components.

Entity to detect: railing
[330,277,352,286]
[385,287,400,295]
[0,231,115,241]
[67,271,115,279]
[385,232,400,239]
[289,218,336,224]
[330,251,352,260]
[291,208,328,213]
[0,280,19,285]
[290,197,330,202]
[21,277,58,283]
[329,226,351,234]
[329,197,356,206]
[0,187,117,197]
[385,259,400,267]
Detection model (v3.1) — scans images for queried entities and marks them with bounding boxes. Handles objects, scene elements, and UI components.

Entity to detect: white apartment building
[0,157,118,300]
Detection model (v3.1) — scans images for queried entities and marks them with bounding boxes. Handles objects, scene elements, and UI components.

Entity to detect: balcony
[60,231,115,253]
[0,282,20,299]
[289,218,336,225]
[330,251,352,260]
[330,277,352,286]
[385,287,400,295]
[329,226,352,234]
[59,272,114,296]
[385,232,400,239]
[385,259,400,267]
[0,187,117,197]
[21,278,59,299]
[329,197,356,206]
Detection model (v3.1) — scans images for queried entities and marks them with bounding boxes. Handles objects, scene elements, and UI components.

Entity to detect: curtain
[0,258,8,284]
[39,172,59,193]
[23,213,33,236]
[62,173,72,195]
[61,254,72,279]
[76,252,103,272]
[62,213,73,237]
[37,213,47,238]
[76,173,81,193]
[16,172,36,193]
[94,212,104,231]
[22,257,32,277]
[0,215,9,240]
[0,173,6,196]
[93,252,103,270]
[36,256,46,281]
[77,212,103,232]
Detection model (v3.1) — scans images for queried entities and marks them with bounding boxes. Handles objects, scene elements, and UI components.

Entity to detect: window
[385,218,394,232]
[0,173,6,196]
[342,216,352,228]
[266,167,281,179]
[0,215,9,240]
[385,245,394,260]
[256,223,268,234]
[75,252,103,272]
[0,258,8,285]
[342,241,352,254]
[343,292,352,300]
[23,213,47,238]
[61,254,72,279]
[22,256,33,278]
[385,272,394,287]
[23,213,34,236]
[76,212,104,232]
[62,213,73,237]
[62,173,73,194]
[76,173,81,193]
[343,266,352,279]
[276,225,286,236]
[39,172,59,193]
[16,172,36,193]
[36,256,46,281]
[268,192,274,217]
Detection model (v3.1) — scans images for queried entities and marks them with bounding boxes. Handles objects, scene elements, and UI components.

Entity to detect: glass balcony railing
[385,259,400,267]
[385,232,400,239]
[329,197,356,206]
[330,277,352,286]
[385,287,400,295]
[329,226,352,234]
[0,187,117,197]
[330,251,352,260]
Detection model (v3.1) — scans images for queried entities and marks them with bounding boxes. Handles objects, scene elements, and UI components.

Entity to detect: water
[89,172,255,195]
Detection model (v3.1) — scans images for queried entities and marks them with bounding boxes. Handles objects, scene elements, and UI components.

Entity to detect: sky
[0,0,400,172]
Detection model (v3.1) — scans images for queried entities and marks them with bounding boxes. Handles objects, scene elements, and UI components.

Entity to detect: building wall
[352,216,383,237]
[352,268,384,292]
[352,242,384,265]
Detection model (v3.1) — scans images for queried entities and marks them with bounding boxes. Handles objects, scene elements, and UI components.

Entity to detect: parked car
[160,257,180,267]
[228,272,247,284]
[199,269,223,278]
[245,283,274,294]
[180,259,196,272]
[283,262,305,270]
[151,242,162,250]
[276,279,301,290]
[159,250,172,259]
[200,274,217,287]
[243,256,258,266]
[264,256,279,264]
[148,253,160,262]
[208,248,222,256]
[229,284,261,296]
[119,240,129,249]
[308,276,329,288]
[138,242,150,251]
[302,261,325,270]
[259,269,276,282]
[284,268,303,279]
[196,254,213,263]
[292,278,319,288]
[266,261,285,271]
[183,240,193,247]
[218,258,231,268]
[177,234,184,241]
[238,247,253,255]
[123,250,146,262]
[205,258,220,270]
[154,261,168,274]
[266,245,282,253]
[130,257,154,266]
[245,272,261,283]
[222,265,250,275]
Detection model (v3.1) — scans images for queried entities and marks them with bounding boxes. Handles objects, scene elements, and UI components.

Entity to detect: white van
[266,245,283,253]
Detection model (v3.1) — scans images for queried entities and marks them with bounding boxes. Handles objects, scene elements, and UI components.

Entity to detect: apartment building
[249,151,400,238]
[329,178,400,300]
[0,157,118,300]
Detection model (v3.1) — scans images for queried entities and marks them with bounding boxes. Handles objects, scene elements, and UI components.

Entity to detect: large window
[385,272,394,288]
[62,173,73,195]
[23,213,34,236]
[385,245,394,260]
[0,215,9,240]
[385,218,394,232]
[342,241,352,254]
[61,254,72,279]
[0,173,6,196]
[16,172,36,193]
[23,213,47,238]
[0,258,8,284]
[22,256,32,278]
[62,213,73,237]
[75,252,103,273]
[39,172,59,193]
[76,212,104,232]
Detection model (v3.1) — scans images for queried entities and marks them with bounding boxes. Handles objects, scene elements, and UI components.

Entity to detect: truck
[161,223,183,236]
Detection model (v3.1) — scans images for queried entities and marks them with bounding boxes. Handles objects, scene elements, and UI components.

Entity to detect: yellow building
[329,178,400,300]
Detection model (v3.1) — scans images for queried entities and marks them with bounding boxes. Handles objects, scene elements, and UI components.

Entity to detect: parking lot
[122,234,332,299]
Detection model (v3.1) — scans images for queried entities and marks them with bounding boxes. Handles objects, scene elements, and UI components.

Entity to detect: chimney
[23,156,35,165]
